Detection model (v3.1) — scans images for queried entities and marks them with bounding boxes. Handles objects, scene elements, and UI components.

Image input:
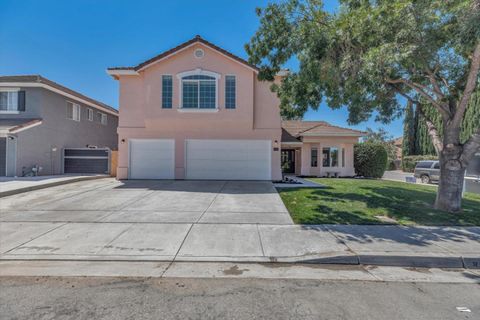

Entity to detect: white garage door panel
[186,140,271,180]
[129,139,174,179]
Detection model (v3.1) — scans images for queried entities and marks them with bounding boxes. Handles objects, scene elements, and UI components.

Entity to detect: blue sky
[0,0,404,137]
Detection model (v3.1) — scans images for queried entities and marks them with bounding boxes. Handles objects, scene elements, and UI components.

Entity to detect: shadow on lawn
[281,184,480,226]
[300,224,480,247]
[281,182,480,247]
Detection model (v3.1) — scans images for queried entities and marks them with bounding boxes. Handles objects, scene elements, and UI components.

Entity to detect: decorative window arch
[177,69,220,109]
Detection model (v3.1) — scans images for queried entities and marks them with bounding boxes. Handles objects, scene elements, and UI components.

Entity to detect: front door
[281,149,295,174]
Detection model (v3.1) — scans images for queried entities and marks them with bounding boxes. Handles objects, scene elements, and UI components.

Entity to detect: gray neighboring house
[0,75,118,177]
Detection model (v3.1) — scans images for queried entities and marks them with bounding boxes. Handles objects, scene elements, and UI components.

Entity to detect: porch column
[300,144,310,176]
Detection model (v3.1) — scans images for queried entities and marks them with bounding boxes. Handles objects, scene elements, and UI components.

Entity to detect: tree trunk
[434,128,466,212]
[435,157,466,212]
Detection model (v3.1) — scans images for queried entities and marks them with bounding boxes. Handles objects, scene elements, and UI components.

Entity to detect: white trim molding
[176,68,221,80]
[106,69,139,77]
[177,108,219,113]
[176,69,220,110]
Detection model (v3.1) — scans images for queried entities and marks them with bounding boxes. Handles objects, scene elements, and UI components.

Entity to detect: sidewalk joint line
[1,222,69,254]
[95,223,135,255]
[194,180,228,224]
[160,223,195,277]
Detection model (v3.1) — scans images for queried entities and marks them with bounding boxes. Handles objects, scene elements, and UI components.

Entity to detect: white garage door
[129,139,174,179]
[186,139,271,180]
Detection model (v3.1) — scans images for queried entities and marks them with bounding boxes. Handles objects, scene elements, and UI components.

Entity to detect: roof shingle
[282,120,365,140]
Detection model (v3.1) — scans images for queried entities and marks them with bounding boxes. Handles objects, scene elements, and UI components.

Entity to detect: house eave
[106,69,140,79]
[300,132,365,137]
[0,82,118,116]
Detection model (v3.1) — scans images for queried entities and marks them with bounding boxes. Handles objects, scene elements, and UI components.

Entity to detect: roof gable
[107,35,259,75]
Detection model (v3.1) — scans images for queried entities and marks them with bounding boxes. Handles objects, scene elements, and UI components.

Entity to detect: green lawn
[277,178,480,226]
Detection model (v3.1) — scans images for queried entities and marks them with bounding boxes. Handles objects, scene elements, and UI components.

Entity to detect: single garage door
[64,148,110,174]
[185,139,271,180]
[129,139,174,179]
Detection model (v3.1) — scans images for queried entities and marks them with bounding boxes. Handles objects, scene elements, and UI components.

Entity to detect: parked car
[414,160,440,184]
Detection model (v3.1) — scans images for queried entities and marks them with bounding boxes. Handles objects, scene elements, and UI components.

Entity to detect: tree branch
[425,68,445,100]
[453,42,480,128]
[386,77,451,119]
[460,128,480,167]
[417,104,443,154]
[390,84,420,104]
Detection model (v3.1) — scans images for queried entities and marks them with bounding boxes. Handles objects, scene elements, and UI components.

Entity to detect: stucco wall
[116,43,282,180]
[5,87,118,176]
[299,136,359,177]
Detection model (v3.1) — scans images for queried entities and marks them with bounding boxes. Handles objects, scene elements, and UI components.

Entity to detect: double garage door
[129,139,271,180]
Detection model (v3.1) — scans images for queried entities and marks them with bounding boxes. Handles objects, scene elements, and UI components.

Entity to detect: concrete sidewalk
[0,175,109,197]
[1,223,478,269]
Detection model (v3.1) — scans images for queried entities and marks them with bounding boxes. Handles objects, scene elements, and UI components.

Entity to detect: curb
[0,175,110,198]
[277,254,476,269]
[1,254,478,270]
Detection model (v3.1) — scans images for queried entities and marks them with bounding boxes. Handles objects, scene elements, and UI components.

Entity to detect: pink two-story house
[108,36,364,180]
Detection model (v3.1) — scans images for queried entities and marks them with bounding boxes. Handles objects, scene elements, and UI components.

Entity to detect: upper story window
[98,112,107,125]
[182,75,216,109]
[66,101,81,121]
[225,75,236,109]
[0,89,25,113]
[177,70,220,110]
[162,75,172,108]
[87,108,94,121]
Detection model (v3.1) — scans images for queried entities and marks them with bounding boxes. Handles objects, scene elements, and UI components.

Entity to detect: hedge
[402,155,438,172]
[354,143,388,178]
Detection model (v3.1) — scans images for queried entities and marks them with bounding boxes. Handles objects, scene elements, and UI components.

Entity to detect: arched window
[177,70,220,109]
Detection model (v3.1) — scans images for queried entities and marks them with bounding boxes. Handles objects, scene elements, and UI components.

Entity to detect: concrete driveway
[1,178,291,224]
[1,178,306,262]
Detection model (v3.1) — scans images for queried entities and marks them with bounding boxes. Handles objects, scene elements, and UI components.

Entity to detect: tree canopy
[247,0,480,212]
[246,0,480,124]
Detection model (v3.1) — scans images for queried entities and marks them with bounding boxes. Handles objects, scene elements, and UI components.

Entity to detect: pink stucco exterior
[109,37,364,180]
[112,41,282,180]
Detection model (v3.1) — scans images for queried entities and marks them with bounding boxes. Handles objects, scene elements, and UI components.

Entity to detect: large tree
[246,0,480,212]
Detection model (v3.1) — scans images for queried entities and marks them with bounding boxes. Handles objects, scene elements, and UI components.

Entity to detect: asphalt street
[1,276,479,320]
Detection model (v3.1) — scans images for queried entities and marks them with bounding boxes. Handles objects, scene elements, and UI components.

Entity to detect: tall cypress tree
[402,101,416,157]
[403,90,479,156]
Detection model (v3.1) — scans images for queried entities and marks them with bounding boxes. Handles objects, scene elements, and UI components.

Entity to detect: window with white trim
[66,102,81,121]
[0,89,24,112]
[322,147,339,167]
[100,113,107,125]
[87,108,93,121]
[181,74,216,109]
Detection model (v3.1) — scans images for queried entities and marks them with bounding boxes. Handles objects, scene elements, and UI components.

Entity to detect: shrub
[402,155,438,172]
[386,159,397,171]
[354,143,388,178]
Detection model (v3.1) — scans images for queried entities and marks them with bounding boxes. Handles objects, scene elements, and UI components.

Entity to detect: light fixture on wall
[121,139,126,144]
[273,140,279,151]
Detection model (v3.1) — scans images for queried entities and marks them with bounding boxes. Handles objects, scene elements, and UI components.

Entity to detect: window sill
[0,110,20,114]
[177,108,219,113]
